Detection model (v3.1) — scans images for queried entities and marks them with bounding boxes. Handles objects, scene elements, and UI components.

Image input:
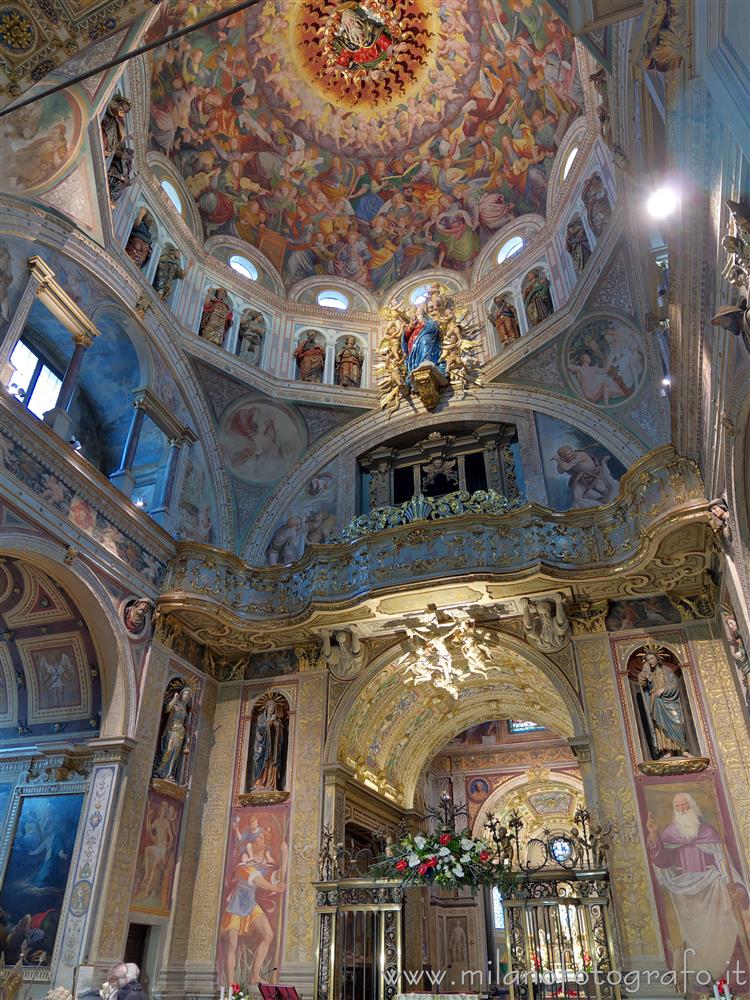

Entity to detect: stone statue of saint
[521,594,570,651]
[153,685,192,782]
[123,598,153,635]
[321,629,366,679]
[249,695,287,792]
[294,331,326,382]
[153,245,184,299]
[107,145,132,206]
[637,649,692,758]
[522,268,554,327]
[199,288,233,346]
[238,308,265,365]
[335,337,364,387]
[101,93,131,157]
[565,217,592,274]
[125,208,154,270]
[491,295,521,346]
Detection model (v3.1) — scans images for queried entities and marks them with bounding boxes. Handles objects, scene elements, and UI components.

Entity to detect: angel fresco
[146,1,584,290]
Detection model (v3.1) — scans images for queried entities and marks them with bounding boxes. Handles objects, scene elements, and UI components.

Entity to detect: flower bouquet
[373,829,493,891]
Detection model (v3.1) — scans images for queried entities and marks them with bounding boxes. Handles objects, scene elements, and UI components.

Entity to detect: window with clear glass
[492,886,505,930]
[508,719,545,733]
[317,289,349,310]
[9,340,62,418]
[563,147,579,181]
[230,255,258,281]
[161,179,182,214]
[497,236,524,264]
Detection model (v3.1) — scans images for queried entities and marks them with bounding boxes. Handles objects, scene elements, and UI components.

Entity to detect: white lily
[453,864,464,877]
[408,854,420,867]
[439,846,451,856]
[460,838,474,851]
[414,835,427,849]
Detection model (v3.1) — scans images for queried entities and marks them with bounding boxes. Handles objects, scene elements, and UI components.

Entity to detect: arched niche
[0,535,137,740]
[146,150,204,243]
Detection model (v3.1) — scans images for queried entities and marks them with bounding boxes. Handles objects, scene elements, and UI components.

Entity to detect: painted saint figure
[331,4,393,69]
[582,173,612,237]
[138,800,178,902]
[490,294,521,346]
[153,685,192,782]
[551,444,619,508]
[647,792,749,976]
[522,268,554,327]
[248,694,288,792]
[335,336,364,387]
[637,649,692,758]
[294,331,326,382]
[565,216,592,274]
[199,288,233,346]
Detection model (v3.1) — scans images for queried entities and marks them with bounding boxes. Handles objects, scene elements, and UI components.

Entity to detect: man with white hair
[646,792,750,978]
[117,962,146,1000]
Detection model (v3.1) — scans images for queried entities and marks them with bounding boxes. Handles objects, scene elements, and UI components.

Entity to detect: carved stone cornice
[156,446,711,658]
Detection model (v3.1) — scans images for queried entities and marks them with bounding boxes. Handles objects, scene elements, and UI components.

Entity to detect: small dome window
[317,289,348,310]
[563,146,579,181]
[161,179,182,214]
[230,255,258,281]
[497,236,524,264]
[409,284,430,306]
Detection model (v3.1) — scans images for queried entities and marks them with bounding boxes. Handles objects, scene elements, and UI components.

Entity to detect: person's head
[125,964,140,983]
[107,963,128,988]
[557,445,573,460]
[672,793,701,838]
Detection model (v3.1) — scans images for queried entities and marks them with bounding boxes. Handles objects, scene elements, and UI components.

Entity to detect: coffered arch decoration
[472,771,586,850]
[243,387,648,562]
[0,535,139,740]
[328,634,582,809]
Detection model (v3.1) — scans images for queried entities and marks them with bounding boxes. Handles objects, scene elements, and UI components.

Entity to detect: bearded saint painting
[645,786,750,981]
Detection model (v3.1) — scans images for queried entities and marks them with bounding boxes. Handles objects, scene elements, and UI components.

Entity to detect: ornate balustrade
[158,446,709,650]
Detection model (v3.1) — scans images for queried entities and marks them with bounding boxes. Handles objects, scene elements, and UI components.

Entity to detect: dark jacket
[118,981,147,1000]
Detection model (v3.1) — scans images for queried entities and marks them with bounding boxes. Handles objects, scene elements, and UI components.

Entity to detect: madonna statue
[153,685,192,782]
[247,693,288,796]
[401,303,446,387]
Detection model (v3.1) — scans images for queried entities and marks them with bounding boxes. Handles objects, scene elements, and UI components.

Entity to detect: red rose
[395,858,408,871]
[439,833,452,846]
[479,850,490,862]
[418,862,429,876]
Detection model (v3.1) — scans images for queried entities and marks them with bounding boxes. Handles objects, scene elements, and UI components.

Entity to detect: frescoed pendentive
[0,89,84,192]
[147,0,583,288]
[218,398,307,485]
[563,316,646,408]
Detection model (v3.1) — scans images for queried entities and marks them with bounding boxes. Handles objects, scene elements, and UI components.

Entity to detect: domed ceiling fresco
[148,0,583,290]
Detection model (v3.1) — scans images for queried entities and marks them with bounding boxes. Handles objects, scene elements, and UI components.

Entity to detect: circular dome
[147,2,584,294]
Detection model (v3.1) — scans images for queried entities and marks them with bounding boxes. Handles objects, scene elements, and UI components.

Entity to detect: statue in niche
[582,174,612,238]
[153,244,184,299]
[522,268,554,328]
[335,336,364,387]
[101,93,131,156]
[565,217,592,275]
[126,208,155,269]
[520,594,570,652]
[199,287,233,346]
[153,681,193,783]
[294,330,326,382]
[246,692,289,801]
[238,308,266,365]
[629,646,700,765]
[490,294,521,347]
[321,628,366,679]
[107,144,133,206]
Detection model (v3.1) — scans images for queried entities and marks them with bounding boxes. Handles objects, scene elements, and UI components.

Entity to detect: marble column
[110,400,147,496]
[44,333,93,439]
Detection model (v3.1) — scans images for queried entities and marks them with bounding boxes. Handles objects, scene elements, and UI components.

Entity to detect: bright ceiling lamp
[646,186,678,219]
